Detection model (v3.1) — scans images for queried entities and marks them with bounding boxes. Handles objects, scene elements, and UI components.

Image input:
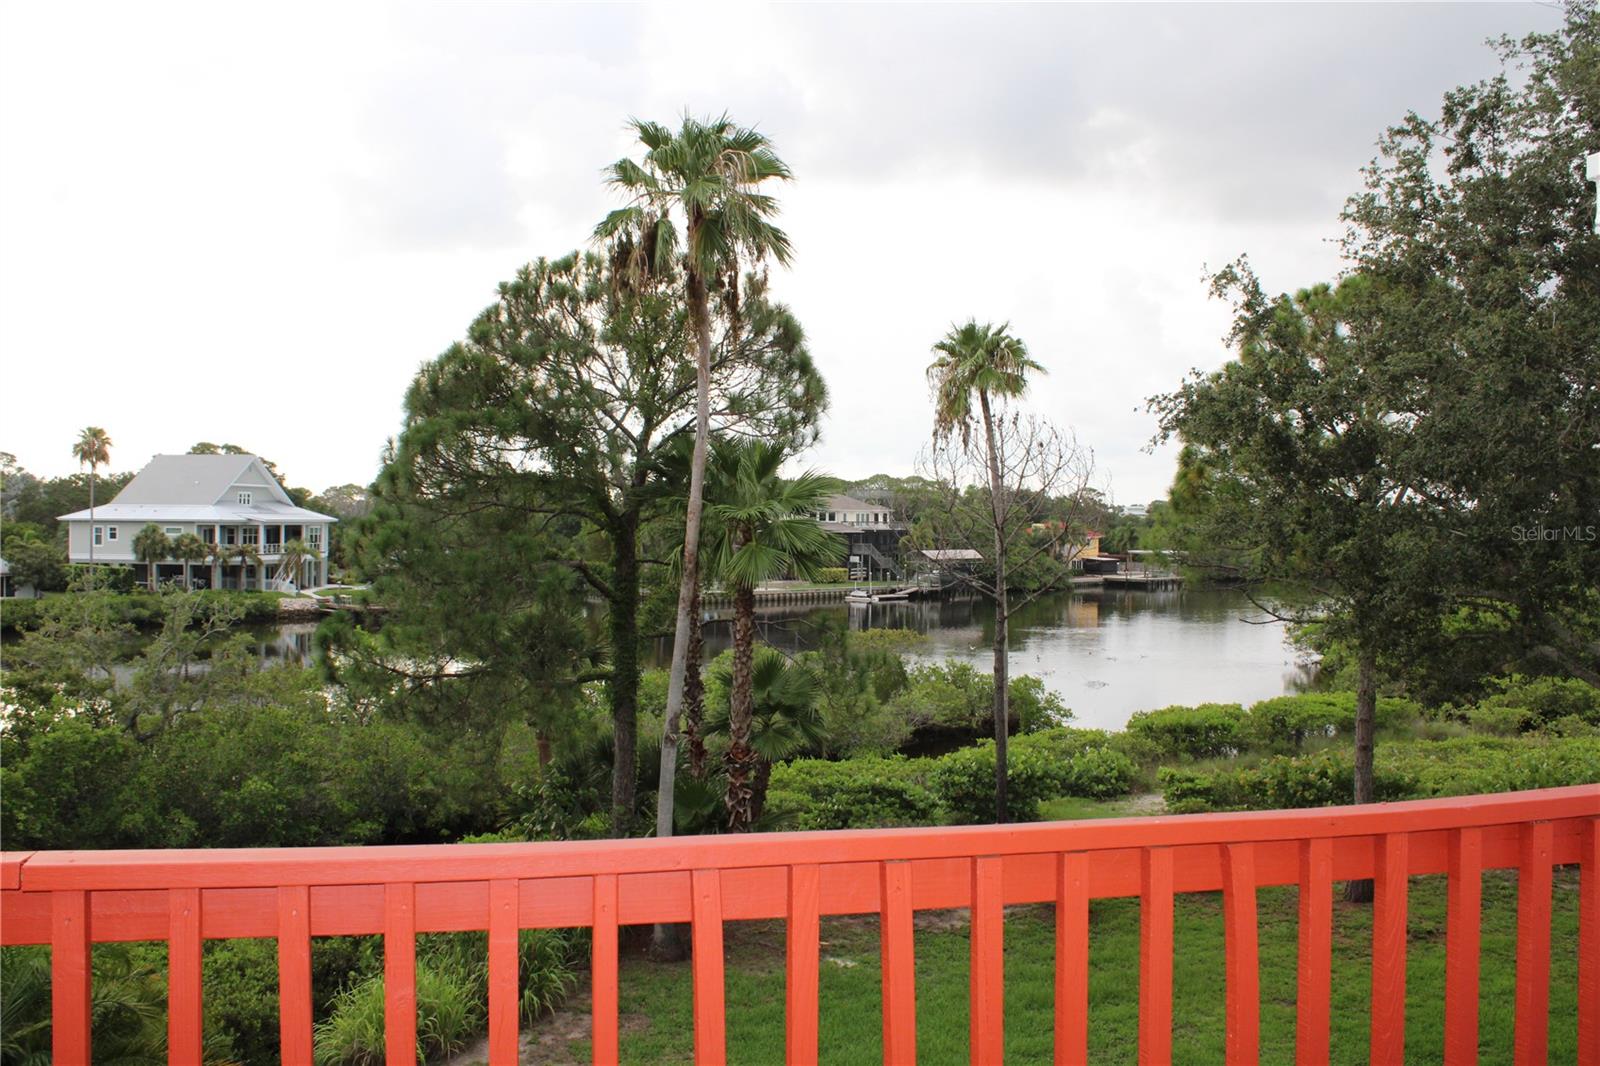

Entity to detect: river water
[689,587,1315,731]
[114,588,1310,733]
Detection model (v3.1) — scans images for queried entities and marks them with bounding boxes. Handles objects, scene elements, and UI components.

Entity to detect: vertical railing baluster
[1370,833,1410,1065]
[1513,821,1553,1066]
[970,856,1006,1064]
[691,868,727,1066]
[385,882,417,1066]
[880,860,917,1065]
[1295,838,1332,1065]
[277,885,313,1065]
[786,864,821,1065]
[592,874,620,1066]
[168,887,204,1064]
[1139,847,1174,1066]
[1222,843,1259,1066]
[488,878,520,1065]
[1444,827,1483,1066]
[1055,852,1090,1066]
[51,889,92,1064]
[1579,818,1599,1066]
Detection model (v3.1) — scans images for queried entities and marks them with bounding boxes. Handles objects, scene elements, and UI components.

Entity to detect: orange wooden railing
[3,785,1597,1065]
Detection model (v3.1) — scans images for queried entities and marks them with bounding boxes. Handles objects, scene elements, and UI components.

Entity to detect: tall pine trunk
[1345,646,1379,903]
[980,392,1010,823]
[656,265,714,842]
[725,584,759,831]
[609,513,640,835]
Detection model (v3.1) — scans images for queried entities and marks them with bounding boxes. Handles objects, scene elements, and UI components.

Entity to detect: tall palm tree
[705,646,825,822]
[702,438,840,831]
[595,114,795,843]
[131,524,171,592]
[72,426,113,579]
[927,320,1045,823]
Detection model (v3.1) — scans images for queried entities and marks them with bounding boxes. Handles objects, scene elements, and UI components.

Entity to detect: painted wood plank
[488,878,520,1065]
[1139,847,1174,1066]
[786,864,821,1065]
[277,884,313,1066]
[1444,827,1482,1066]
[1055,852,1090,1066]
[51,889,92,1065]
[1295,838,1332,1066]
[691,868,727,1066]
[384,882,417,1066]
[1580,818,1599,1066]
[880,860,917,1065]
[592,874,620,1066]
[1370,833,1410,1066]
[1222,843,1259,1066]
[970,855,1005,1064]
[1513,821,1553,1066]
[168,886,204,1064]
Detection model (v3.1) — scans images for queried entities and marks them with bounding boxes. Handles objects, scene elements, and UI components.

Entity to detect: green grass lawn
[540,868,1582,1065]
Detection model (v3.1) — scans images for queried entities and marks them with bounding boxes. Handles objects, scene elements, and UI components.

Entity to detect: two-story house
[59,453,336,590]
[814,494,908,579]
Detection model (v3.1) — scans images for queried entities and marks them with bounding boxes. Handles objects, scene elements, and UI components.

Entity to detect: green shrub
[931,740,1060,823]
[1470,676,1600,734]
[1157,735,1600,813]
[1243,692,1422,752]
[1010,728,1137,799]
[1125,703,1246,759]
[767,757,940,830]
[817,567,849,584]
[886,660,1068,738]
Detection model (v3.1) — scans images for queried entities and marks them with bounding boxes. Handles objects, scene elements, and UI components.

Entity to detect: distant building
[813,494,907,578]
[0,557,38,599]
[58,453,335,590]
[1120,503,1149,518]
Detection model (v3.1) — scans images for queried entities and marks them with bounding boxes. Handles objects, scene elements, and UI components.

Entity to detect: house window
[164,527,182,537]
[223,527,237,545]
[307,526,323,550]
[238,491,252,505]
[93,527,103,546]
[201,528,216,544]
[241,527,259,546]
[107,526,118,541]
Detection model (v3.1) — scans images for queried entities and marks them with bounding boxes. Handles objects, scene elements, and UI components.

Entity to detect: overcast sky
[0,2,1560,503]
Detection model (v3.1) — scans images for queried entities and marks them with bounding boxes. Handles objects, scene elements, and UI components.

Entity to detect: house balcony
[2,786,1595,1065]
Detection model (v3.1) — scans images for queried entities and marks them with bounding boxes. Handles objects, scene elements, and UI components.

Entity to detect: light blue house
[59,453,335,590]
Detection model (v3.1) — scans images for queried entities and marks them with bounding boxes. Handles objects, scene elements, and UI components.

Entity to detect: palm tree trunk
[979,392,1010,824]
[684,579,707,779]
[725,583,759,832]
[87,469,96,583]
[1345,647,1379,903]
[656,264,714,843]
[751,756,774,824]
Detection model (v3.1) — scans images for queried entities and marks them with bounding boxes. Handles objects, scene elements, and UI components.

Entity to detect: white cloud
[0,1,1556,502]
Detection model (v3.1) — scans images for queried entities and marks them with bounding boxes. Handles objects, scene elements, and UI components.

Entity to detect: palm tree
[72,426,113,579]
[275,538,320,591]
[205,539,232,590]
[705,646,825,822]
[596,114,795,844]
[230,543,263,592]
[702,438,840,831]
[927,320,1045,823]
[131,524,171,592]
[171,533,208,589]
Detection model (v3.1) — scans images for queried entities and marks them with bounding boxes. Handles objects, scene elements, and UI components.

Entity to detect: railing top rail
[4,785,1594,893]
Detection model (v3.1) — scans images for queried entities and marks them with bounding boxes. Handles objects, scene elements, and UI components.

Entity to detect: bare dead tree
[912,414,1096,821]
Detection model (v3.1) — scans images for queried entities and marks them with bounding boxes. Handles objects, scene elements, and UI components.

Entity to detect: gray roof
[824,494,882,513]
[58,453,336,524]
[110,454,272,505]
